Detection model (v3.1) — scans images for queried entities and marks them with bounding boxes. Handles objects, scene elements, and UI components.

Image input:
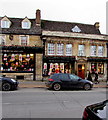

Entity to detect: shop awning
[43,56,76,63]
[1,45,43,53]
[87,57,108,62]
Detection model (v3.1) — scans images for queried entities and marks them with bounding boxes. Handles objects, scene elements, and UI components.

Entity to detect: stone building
[41,20,108,81]
[0,9,108,81]
[0,10,43,80]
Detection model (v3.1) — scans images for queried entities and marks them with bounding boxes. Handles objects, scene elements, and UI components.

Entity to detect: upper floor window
[20,36,28,45]
[0,35,6,45]
[71,25,81,32]
[98,46,104,57]
[90,46,96,56]
[48,43,55,55]
[1,20,10,28]
[78,45,85,56]
[66,44,72,56]
[57,43,64,55]
[22,21,31,29]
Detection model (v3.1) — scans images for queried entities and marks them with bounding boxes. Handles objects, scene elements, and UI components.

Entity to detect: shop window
[91,63,104,74]
[43,63,73,76]
[1,53,34,72]
[20,36,28,45]
[57,43,64,55]
[0,35,6,45]
[98,63,104,74]
[90,46,96,56]
[98,46,104,57]
[48,43,55,55]
[78,45,85,56]
[66,44,72,56]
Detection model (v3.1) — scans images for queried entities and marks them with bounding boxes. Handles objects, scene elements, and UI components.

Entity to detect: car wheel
[84,84,91,90]
[53,83,61,91]
[2,82,11,91]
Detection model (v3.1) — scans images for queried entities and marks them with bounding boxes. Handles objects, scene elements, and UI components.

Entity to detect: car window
[69,74,80,80]
[59,74,69,80]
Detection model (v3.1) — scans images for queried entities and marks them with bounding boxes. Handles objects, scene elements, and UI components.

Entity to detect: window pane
[98,46,104,57]
[57,43,64,55]
[98,63,104,74]
[91,46,96,56]
[66,44,72,56]
[0,35,5,45]
[78,45,85,56]
[21,36,28,45]
[1,20,9,28]
[22,21,30,29]
[48,43,55,55]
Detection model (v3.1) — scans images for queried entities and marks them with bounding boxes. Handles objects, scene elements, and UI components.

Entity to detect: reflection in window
[22,21,31,29]
[91,63,104,74]
[91,46,96,56]
[57,43,64,55]
[78,45,85,56]
[98,46,104,57]
[48,43,55,55]
[1,20,10,28]
[66,44,72,56]
[20,36,28,45]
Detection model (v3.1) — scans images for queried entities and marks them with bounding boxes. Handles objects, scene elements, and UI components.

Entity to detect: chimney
[94,22,100,29]
[36,9,41,26]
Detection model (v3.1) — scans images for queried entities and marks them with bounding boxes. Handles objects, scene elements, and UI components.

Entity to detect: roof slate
[0,17,41,35]
[0,17,101,35]
[41,20,101,35]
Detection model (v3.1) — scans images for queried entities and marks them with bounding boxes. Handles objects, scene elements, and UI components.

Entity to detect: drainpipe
[106,43,108,82]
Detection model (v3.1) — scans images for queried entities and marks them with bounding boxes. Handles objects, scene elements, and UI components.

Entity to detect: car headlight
[11,79,16,82]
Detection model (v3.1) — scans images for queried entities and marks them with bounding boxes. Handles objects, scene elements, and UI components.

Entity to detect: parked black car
[82,100,108,120]
[0,77,19,91]
[46,73,93,91]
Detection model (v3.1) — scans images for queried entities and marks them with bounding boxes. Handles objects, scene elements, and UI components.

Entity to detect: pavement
[18,80,108,88]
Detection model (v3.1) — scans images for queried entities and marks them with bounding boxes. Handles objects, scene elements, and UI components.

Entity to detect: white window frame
[47,43,55,55]
[22,21,31,29]
[78,45,85,56]
[90,45,97,56]
[98,46,104,57]
[0,35,6,45]
[1,20,10,28]
[57,43,64,55]
[66,44,72,56]
[20,35,29,46]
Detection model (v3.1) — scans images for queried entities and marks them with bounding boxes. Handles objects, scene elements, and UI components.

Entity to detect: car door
[0,77,2,90]
[59,74,71,88]
[69,74,80,88]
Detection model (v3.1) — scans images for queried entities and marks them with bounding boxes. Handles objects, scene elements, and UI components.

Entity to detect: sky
[0,0,107,34]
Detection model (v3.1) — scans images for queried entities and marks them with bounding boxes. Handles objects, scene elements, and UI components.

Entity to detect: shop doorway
[78,64,85,79]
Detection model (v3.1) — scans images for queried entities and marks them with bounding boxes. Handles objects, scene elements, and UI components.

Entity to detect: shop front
[1,45,43,80]
[43,56,76,77]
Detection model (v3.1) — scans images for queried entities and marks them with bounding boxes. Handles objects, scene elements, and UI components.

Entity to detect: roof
[0,17,41,35]
[0,17,101,35]
[41,20,101,35]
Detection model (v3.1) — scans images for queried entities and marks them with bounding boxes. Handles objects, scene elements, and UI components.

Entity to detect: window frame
[57,43,64,56]
[20,35,29,46]
[22,21,31,29]
[78,44,85,56]
[66,44,72,56]
[90,45,97,56]
[47,43,55,55]
[1,20,10,28]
